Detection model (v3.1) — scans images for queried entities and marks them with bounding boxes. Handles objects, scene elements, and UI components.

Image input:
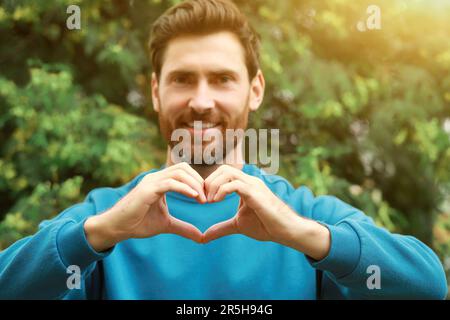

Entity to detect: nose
[188,79,214,113]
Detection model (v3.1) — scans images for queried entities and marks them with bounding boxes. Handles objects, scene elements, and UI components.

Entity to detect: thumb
[166,215,204,244]
[202,217,239,243]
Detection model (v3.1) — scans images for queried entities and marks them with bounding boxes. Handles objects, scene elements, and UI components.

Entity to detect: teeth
[186,121,218,129]
[203,123,216,128]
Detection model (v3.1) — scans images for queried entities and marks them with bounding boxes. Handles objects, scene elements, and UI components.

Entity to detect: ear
[151,72,161,113]
[248,69,265,112]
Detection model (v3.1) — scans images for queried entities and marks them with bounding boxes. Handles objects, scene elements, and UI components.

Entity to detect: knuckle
[204,178,213,189]
[222,182,232,192]
[172,169,183,177]
[163,178,174,189]
[180,162,190,170]
[171,162,183,172]
[216,185,224,196]
[209,180,217,190]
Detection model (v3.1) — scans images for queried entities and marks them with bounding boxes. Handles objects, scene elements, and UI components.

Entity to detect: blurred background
[0,0,449,297]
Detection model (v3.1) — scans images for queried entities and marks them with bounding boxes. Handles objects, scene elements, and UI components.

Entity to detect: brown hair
[148,0,261,81]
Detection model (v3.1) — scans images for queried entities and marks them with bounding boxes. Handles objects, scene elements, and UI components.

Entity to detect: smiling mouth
[181,121,221,130]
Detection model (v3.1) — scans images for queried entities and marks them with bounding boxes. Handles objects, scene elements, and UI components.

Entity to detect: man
[0,0,447,299]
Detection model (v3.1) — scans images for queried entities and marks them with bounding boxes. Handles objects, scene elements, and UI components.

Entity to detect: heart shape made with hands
[149,164,330,262]
[159,164,291,245]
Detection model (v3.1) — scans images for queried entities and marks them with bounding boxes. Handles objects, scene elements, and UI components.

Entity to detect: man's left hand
[202,165,331,261]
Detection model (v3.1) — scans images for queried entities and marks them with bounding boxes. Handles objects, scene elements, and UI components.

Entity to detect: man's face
[151,31,264,164]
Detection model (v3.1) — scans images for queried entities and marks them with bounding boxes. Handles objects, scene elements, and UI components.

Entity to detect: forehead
[160,31,247,77]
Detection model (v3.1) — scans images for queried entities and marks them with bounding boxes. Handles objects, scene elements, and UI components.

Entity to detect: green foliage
[0,0,449,292]
[0,63,161,246]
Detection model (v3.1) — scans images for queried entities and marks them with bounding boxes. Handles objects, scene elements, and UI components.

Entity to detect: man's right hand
[84,162,207,252]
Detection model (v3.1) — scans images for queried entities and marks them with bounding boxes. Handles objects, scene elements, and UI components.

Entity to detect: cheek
[219,87,249,108]
[159,92,188,117]
[222,92,250,117]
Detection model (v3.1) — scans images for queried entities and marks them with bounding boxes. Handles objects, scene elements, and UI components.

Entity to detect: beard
[158,94,251,166]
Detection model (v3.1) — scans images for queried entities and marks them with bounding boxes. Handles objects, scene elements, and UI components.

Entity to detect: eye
[220,76,232,83]
[171,74,195,85]
[174,76,188,84]
[214,75,233,84]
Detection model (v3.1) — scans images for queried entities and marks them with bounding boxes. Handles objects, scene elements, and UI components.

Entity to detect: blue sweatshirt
[0,163,447,299]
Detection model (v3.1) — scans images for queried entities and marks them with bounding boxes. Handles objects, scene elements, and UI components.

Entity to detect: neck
[165,142,245,179]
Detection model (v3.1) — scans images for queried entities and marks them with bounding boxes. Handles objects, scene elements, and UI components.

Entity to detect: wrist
[84,213,124,252]
[283,216,331,261]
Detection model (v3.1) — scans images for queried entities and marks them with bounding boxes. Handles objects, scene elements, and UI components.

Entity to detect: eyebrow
[165,68,240,81]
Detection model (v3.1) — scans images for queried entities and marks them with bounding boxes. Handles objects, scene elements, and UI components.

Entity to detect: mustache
[175,113,225,125]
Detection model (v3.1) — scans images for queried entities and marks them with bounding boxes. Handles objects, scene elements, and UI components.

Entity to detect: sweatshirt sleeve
[290,186,448,300]
[0,197,114,299]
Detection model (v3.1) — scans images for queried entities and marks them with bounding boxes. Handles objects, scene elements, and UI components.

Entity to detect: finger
[166,162,207,202]
[204,164,255,202]
[169,169,207,203]
[205,169,237,202]
[168,162,204,186]
[157,195,172,224]
[238,197,244,210]
[202,218,239,243]
[213,179,250,202]
[167,216,204,243]
[203,164,226,183]
[159,194,168,212]
[155,178,199,199]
